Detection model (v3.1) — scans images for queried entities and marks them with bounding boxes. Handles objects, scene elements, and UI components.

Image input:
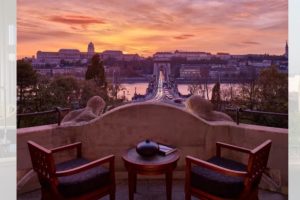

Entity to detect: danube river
[118,82,242,101]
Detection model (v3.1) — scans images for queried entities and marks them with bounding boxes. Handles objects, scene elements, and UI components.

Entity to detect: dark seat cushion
[191,156,246,198]
[56,158,110,198]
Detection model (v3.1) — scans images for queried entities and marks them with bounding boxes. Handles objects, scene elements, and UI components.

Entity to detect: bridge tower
[153,60,171,82]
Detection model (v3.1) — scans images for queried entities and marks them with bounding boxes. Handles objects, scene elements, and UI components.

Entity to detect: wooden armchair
[28,141,115,200]
[185,140,272,200]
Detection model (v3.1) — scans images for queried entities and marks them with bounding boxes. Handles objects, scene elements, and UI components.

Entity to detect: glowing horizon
[18,0,288,59]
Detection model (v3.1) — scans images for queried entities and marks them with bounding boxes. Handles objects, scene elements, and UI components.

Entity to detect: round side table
[122,148,180,200]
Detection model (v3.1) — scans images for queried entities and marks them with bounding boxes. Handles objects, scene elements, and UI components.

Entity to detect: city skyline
[18,0,287,59]
[27,41,288,59]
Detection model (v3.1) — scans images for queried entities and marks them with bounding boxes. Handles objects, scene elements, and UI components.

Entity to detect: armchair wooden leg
[185,177,191,200]
[109,191,115,200]
[128,170,135,200]
[165,171,173,200]
[109,183,116,200]
[249,188,259,200]
[133,173,137,193]
[185,160,191,200]
[185,192,191,200]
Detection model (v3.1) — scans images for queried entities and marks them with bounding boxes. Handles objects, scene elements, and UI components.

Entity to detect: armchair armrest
[51,142,82,158]
[186,156,247,178]
[56,155,115,177]
[216,142,251,157]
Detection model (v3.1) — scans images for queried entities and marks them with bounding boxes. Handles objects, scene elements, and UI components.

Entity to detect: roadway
[151,70,165,101]
[148,70,185,107]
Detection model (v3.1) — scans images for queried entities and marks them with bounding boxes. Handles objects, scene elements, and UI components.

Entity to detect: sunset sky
[17,0,287,58]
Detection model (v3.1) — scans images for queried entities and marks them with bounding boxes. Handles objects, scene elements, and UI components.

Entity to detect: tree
[232,66,288,127]
[188,81,202,95]
[79,80,106,107]
[252,66,288,127]
[107,82,125,100]
[85,54,107,89]
[34,74,52,111]
[256,66,288,113]
[48,76,80,108]
[17,60,37,112]
[211,82,221,110]
[34,76,109,111]
[235,66,258,109]
[187,67,210,99]
[200,67,210,99]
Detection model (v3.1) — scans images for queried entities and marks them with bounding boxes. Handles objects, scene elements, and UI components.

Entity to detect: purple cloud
[49,15,105,25]
[243,41,261,45]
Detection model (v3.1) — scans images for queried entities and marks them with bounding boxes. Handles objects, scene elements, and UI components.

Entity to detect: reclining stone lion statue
[185,95,233,122]
[61,96,106,126]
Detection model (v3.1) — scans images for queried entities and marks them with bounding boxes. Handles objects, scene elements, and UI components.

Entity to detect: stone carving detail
[185,95,233,122]
[61,96,105,125]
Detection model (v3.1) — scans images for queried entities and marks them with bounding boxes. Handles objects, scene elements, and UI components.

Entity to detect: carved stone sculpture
[185,95,233,122]
[61,96,105,125]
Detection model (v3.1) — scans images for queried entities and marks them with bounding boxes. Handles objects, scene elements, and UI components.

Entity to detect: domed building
[87,42,95,59]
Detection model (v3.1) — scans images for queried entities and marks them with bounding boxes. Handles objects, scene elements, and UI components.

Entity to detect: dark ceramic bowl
[136,139,159,157]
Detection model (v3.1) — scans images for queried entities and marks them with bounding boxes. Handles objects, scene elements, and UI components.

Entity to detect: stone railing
[17,102,288,194]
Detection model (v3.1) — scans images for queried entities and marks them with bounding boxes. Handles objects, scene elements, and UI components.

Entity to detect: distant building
[209,67,239,79]
[33,43,141,67]
[58,49,81,62]
[52,67,86,79]
[180,66,201,79]
[238,61,247,67]
[35,51,60,65]
[174,50,211,60]
[216,52,231,60]
[211,64,226,69]
[102,50,123,61]
[105,66,121,81]
[153,51,211,61]
[35,66,86,78]
[179,64,209,79]
[248,60,272,68]
[123,54,139,61]
[231,55,247,59]
[34,44,91,67]
[153,52,173,61]
[35,68,52,76]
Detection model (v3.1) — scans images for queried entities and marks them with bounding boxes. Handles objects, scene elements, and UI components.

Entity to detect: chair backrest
[245,140,272,188]
[27,141,57,186]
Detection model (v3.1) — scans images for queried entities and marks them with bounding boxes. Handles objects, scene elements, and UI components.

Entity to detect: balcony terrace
[17,102,288,199]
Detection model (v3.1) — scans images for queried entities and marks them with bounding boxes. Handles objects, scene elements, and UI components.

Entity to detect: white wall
[0,0,16,199]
